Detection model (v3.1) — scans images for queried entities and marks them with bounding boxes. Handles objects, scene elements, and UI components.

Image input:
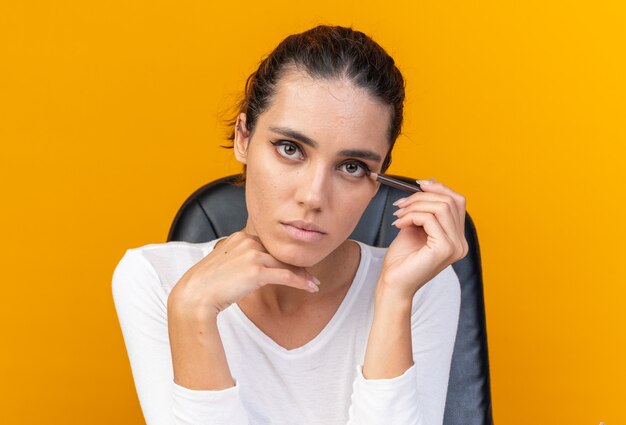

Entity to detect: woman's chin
[271,248,321,268]
[263,241,326,268]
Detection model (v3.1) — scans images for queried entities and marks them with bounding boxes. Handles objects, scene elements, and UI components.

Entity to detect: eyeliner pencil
[367,171,424,193]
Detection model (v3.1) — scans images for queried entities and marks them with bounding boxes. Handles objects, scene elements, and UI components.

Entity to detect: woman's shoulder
[124,238,220,262]
[112,238,223,298]
[352,240,388,264]
[412,263,461,319]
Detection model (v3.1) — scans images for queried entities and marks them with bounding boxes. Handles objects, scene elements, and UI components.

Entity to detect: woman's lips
[280,223,326,242]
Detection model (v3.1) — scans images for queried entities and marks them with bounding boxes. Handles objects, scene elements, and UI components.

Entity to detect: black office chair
[167,174,494,425]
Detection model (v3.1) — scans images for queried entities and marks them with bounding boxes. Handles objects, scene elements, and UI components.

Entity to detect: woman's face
[234,69,392,267]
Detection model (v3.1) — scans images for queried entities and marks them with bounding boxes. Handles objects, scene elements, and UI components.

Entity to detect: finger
[395,186,466,230]
[394,200,462,246]
[417,179,467,215]
[221,232,267,256]
[392,212,457,258]
[232,233,321,284]
[258,267,320,293]
[397,180,466,216]
[230,231,264,250]
[256,251,318,282]
[397,183,465,214]
[241,232,263,245]
[423,185,467,254]
[395,193,462,234]
[215,231,254,251]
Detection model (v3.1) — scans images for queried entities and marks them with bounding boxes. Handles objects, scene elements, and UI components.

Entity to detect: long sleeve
[112,249,251,425]
[346,265,462,425]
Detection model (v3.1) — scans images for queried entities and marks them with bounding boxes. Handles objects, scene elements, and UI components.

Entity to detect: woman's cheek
[340,189,373,225]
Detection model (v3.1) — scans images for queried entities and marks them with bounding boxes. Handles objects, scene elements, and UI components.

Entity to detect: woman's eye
[340,161,368,177]
[271,140,304,160]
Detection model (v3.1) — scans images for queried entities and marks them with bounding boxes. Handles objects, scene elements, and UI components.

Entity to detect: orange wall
[1,1,624,424]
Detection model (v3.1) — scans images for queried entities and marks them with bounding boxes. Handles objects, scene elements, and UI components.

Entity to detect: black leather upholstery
[168,174,494,425]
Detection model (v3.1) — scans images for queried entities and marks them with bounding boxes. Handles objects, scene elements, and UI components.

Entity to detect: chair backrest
[167,174,494,425]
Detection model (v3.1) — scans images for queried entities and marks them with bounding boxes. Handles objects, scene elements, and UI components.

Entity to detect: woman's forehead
[259,70,391,151]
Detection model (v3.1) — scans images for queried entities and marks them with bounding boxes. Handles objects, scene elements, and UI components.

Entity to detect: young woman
[113,25,468,425]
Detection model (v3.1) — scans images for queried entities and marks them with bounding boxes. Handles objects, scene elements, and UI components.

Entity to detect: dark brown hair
[225,25,405,185]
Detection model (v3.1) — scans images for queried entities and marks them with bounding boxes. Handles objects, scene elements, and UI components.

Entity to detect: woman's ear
[233,113,250,164]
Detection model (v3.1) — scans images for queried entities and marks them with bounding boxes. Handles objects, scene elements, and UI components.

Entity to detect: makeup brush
[366,171,424,193]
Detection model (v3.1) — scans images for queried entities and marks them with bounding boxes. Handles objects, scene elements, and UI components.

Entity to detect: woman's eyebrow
[268,126,382,162]
[337,149,382,162]
[269,126,318,148]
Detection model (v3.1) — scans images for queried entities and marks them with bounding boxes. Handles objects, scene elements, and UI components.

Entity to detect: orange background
[1,1,624,424]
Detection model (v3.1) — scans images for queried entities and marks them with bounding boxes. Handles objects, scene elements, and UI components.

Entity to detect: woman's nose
[294,164,330,211]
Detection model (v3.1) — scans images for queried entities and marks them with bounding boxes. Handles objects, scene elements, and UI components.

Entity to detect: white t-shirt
[112,238,461,425]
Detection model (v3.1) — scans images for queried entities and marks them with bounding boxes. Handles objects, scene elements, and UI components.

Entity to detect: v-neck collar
[228,240,371,359]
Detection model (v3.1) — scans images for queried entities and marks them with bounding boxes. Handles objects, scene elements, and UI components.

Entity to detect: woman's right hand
[167,231,320,319]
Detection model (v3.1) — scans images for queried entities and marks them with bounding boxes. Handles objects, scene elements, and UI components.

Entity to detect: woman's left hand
[378,178,469,301]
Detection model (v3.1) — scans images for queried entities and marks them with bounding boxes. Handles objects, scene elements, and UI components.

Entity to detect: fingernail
[308,281,320,292]
[393,198,407,206]
[392,208,403,216]
[416,178,436,185]
[391,218,400,227]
